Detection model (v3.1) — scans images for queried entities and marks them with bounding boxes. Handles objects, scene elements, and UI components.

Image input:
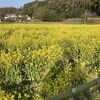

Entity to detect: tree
[21,0,100,22]
[0,7,18,15]
[91,0,100,16]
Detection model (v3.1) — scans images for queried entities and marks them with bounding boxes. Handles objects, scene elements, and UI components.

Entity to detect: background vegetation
[0,0,100,22]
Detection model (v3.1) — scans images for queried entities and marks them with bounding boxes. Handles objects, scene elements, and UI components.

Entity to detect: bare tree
[46,78,100,100]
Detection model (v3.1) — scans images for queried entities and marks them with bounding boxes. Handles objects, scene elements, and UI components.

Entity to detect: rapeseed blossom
[0,24,100,99]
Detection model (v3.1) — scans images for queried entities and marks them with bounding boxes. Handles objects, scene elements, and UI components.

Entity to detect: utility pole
[84,0,86,23]
[84,0,87,24]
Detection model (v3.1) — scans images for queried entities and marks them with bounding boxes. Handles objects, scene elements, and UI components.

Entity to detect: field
[0,24,100,100]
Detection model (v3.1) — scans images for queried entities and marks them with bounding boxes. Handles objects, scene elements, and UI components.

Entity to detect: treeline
[0,0,100,21]
[0,7,23,17]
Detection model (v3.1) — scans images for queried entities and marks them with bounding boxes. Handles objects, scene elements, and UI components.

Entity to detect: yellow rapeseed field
[0,24,100,100]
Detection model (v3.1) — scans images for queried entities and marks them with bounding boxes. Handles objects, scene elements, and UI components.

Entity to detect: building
[81,10,100,23]
[3,14,31,22]
[5,14,16,19]
[81,10,98,18]
[26,15,31,20]
[3,14,16,22]
[17,14,31,21]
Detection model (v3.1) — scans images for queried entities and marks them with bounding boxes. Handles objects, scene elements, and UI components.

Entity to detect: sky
[0,0,32,8]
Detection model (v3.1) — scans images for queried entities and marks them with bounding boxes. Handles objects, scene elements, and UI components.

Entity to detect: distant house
[17,14,31,22]
[26,15,31,20]
[2,14,31,22]
[81,10,100,23]
[81,11,98,18]
[3,14,17,22]
[81,10,99,20]
[4,14,16,19]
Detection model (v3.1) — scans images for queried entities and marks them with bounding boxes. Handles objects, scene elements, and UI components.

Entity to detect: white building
[27,16,31,20]
[4,14,16,19]
[17,14,31,21]
[3,14,31,22]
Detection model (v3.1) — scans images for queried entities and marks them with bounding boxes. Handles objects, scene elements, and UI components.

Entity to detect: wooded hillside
[0,0,100,21]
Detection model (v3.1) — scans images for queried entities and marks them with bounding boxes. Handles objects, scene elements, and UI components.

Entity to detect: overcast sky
[0,0,32,8]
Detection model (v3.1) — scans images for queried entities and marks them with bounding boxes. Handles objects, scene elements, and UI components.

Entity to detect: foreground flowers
[0,24,100,100]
